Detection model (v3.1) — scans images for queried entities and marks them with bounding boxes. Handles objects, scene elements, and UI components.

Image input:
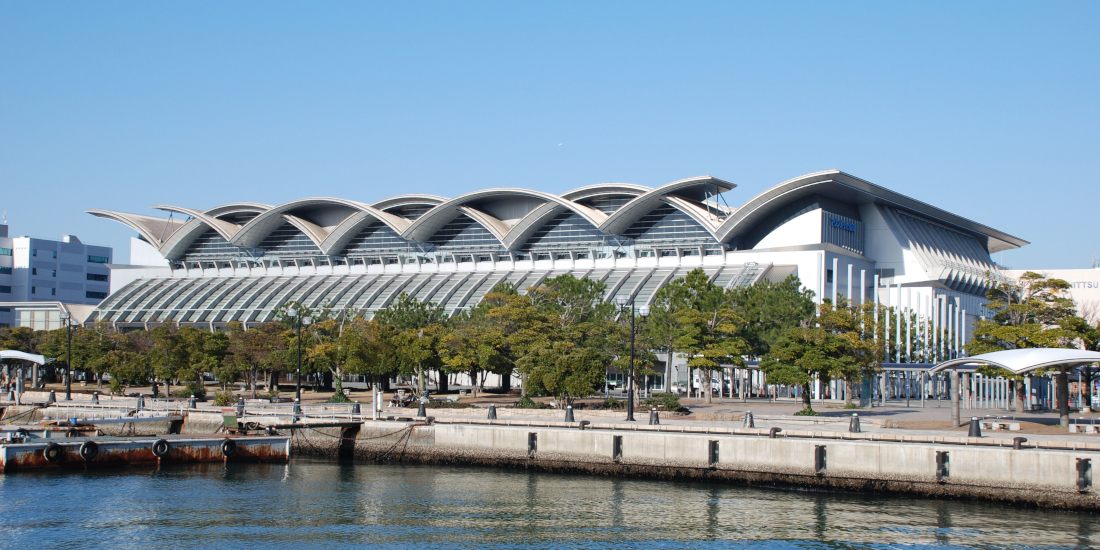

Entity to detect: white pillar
[860,270,866,306]
[895,283,902,363]
[846,263,852,307]
[832,257,839,306]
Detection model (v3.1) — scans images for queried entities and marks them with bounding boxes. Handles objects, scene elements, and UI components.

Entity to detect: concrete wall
[318,421,1100,510]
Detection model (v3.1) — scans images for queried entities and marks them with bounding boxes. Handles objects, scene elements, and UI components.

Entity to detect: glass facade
[428,214,505,252]
[622,204,716,245]
[182,229,254,261]
[521,211,607,251]
[341,222,413,255]
[258,223,322,257]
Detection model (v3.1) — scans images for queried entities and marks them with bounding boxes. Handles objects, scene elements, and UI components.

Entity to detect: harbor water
[0,461,1095,549]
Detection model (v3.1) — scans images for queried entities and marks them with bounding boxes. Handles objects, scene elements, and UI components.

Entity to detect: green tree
[226,322,287,399]
[671,269,750,404]
[968,271,1079,419]
[761,322,855,414]
[519,274,617,406]
[374,293,448,395]
[731,275,817,359]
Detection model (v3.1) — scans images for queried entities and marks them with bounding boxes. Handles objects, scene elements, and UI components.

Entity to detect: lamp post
[59,312,75,401]
[616,297,649,422]
[287,308,312,404]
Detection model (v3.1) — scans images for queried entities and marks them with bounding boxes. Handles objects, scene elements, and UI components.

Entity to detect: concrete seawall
[289,420,1100,510]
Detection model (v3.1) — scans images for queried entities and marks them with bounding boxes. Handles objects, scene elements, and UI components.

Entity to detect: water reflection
[0,460,1094,549]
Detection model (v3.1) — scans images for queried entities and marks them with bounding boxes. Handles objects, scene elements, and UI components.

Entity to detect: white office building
[0,224,113,329]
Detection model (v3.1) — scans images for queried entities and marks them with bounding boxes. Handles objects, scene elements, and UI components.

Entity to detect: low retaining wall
[288,420,1099,510]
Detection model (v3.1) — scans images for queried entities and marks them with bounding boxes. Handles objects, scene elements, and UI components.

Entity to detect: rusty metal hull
[0,435,289,472]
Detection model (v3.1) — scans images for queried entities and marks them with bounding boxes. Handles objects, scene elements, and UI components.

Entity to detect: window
[0,286,10,294]
[52,251,57,258]
[0,307,10,312]
[0,267,10,274]
[0,248,11,256]
[87,273,108,282]
[86,291,108,299]
[52,270,56,277]
[826,269,834,284]
[32,249,37,257]
[31,286,36,294]
[87,255,109,264]
[51,288,56,296]
[32,268,37,275]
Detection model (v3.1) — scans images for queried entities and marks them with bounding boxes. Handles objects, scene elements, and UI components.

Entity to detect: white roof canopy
[0,350,47,365]
[930,348,1100,375]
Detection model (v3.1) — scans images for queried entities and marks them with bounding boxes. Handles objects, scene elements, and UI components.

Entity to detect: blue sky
[1,2,1097,268]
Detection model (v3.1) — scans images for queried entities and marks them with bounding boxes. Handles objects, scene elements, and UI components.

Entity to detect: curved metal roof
[86,170,1027,259]
[930,349,1100,374]
[599,176,734,235]
[715,170,1028,252]
[0,350,46,365]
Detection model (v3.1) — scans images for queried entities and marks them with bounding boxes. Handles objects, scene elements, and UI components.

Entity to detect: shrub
[212,391,235,407]
[515,395,549,409]
[326,378,351,403]
[793,408,820,416]
[430,400,476,409]
[604,396,625,409]
[109,378,124,396]
[643,392,686,412]
[843,403,861,409]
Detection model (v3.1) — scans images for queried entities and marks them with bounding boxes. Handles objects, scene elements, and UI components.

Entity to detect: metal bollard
[487,404,497,420]
[292,399,301,414]
[849,413,861,433]
[1013,437,1028,450]
[743,410,754,428]
[91,392,99,405]
[136,395,145,409]
[649,407,660,425]
[352,402,361,415]
[47,390,56,404]
[769,427,782,438]
[417,402,426,418]
[968,417,982,438]
[235,395,244,417]
[564,406,575,422]
[188,395,196,409]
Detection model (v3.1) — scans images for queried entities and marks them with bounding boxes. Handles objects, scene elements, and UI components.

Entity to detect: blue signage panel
[829,218,857,232]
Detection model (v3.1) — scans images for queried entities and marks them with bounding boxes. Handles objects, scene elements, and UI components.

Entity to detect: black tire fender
[43,442,63,462]
[79,440,99,461]
[221,439,237,457]
[152,438,170,458]
[66,428,80,438]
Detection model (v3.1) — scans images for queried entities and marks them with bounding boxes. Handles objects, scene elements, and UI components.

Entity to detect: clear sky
[1,2,1097,268]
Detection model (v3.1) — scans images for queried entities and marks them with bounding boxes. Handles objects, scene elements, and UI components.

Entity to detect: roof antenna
[1,210,6,224]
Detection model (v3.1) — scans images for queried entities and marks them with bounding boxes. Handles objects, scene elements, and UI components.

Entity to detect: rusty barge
[0,433,290,471]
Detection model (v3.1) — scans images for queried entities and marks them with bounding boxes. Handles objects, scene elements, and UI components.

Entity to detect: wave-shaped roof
[88,171,1027,260]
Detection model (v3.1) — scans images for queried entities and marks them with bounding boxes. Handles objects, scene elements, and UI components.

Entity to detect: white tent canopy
[0,350,46,365]
[930,348,1100,375]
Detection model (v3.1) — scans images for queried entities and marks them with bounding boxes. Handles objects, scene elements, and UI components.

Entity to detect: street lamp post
[287,308,312,404]
[616,297,649,422]
[59,312,74,401]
